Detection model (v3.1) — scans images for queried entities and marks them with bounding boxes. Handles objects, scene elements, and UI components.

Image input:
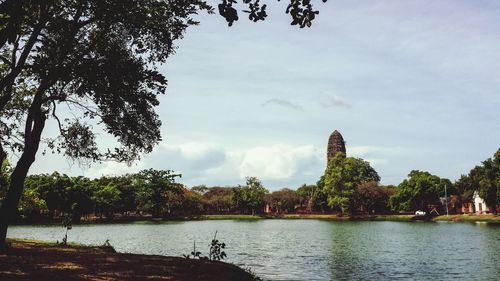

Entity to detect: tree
[200,186,234,214]
[477,151,500,213]
[457,149,499,213]
[265,188,300,213]
[92,183,121,219]
[216,0,326,28]
[0,0,213,247]
[0,159,11,202]
[296,183,315,210]
[135,169,181,218]
[265,188,301,213]
[180,189,204,216]
[311,176,329,212]
[323,153,380,215]
[0,0,327,247]
[18,186,46,220]
[389,170,452,213]
[352,181,394,214]
[232,177,267,214]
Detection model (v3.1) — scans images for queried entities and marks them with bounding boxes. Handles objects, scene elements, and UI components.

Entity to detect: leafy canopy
[389,170,452,212]
[0,0,329,167]
[0,0,216,163]
[456,149,499,212]
[323,153,380,214]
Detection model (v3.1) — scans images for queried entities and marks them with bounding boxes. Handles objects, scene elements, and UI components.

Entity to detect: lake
[7,220,500,280]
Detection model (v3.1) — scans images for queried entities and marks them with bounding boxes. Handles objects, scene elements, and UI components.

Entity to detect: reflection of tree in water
[468,224,500,279]
[327,223,362,281]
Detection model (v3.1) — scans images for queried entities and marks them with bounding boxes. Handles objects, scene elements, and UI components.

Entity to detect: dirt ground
[0,239,258,281]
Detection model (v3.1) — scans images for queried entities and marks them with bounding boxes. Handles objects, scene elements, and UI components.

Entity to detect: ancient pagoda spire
[327,130,346,163]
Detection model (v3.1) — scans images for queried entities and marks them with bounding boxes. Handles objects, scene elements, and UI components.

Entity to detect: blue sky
[30,0,500,190]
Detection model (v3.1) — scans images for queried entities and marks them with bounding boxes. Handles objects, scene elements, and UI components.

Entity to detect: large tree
[323,153,380,215]
[265,188,300,213]
[456,149,499,213]
[352,181,394,214]
[389,170,452,213]
[135,169,181,218]
[0,0,327,247]
[232,177,267,215]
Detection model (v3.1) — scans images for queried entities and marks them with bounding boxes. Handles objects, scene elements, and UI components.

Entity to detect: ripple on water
[7,220,500,280]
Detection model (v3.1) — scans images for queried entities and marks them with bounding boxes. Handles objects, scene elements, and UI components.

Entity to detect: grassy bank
[198,215,263,220]
[279,214,414,221]
[199,214,499,223]
[0,239,259,281]
[433,214,500,223]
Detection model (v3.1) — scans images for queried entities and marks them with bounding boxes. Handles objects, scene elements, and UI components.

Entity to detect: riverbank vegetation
[0,148,498,225]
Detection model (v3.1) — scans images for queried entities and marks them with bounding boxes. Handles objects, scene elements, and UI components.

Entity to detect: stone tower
[327,130,346,163]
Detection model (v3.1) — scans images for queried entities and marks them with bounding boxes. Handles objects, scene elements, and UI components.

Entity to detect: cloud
[84,142,226,179]
[320,94,352,109]
[82,142,325,189]
[262,98,304,111]
[237,144,322,180]
[349,146,384,157]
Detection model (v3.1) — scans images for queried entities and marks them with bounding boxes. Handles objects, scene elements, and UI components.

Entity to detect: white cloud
[237,144,321,180]
[81,142,324,189]
[85,161,145,179]
[262,98,304,111]
[320,94,352,109]
[349,146,384,157]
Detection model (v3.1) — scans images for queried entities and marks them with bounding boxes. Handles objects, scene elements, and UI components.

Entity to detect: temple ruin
[327,130,346,163]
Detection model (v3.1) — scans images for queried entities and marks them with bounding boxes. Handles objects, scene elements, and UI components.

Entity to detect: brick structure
[327,130,346,163]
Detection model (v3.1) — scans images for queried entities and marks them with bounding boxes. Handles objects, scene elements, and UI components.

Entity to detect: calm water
[7,220,500,280]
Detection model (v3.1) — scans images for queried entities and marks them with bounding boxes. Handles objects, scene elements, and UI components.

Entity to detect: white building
[473,191,489,214]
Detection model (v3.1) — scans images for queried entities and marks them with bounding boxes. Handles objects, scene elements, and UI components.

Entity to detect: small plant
[208,231,226,261]
[244,267,265,281]
[182,231,228,261]
[100,239,116,253]
[183,240,202,259]
[60,214,72,245]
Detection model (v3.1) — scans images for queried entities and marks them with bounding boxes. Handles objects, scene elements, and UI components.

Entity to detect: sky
[29,0,500,190]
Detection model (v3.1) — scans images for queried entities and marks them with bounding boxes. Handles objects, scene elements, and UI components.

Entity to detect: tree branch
[65,98,102,118]
[0,21,46,112]
[0,55,13,68]
[51,100,64,135]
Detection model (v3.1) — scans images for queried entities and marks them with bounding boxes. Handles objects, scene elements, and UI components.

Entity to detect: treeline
[0,149,498,221]
[0,167,278,221]
[318,149,500,215]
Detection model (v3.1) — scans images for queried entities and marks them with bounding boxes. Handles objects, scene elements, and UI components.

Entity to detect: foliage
[310,176,329,211]
[389,170,452,212]
[200,186,234,214]
[323,153,380,214]
[456,149,500,213]
[183,240,203,259]
[135,169,182,218]
[92,183,121,219]
[18,187,46,218]
[232,177,268,215]
[265,188,300,213]
[0,0,217,247]
[209,231,227,261]
[0,0,327,246]
[217,0,327,28]
[0,159,11,202]
[60,214,72,245]
[352,181,394,214]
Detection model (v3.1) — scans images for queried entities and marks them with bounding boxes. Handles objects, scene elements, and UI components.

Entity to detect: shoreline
[0,239,260,281]
[11,214,500,225]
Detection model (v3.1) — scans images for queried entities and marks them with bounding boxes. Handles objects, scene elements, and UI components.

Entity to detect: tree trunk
[0,111,46,249]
